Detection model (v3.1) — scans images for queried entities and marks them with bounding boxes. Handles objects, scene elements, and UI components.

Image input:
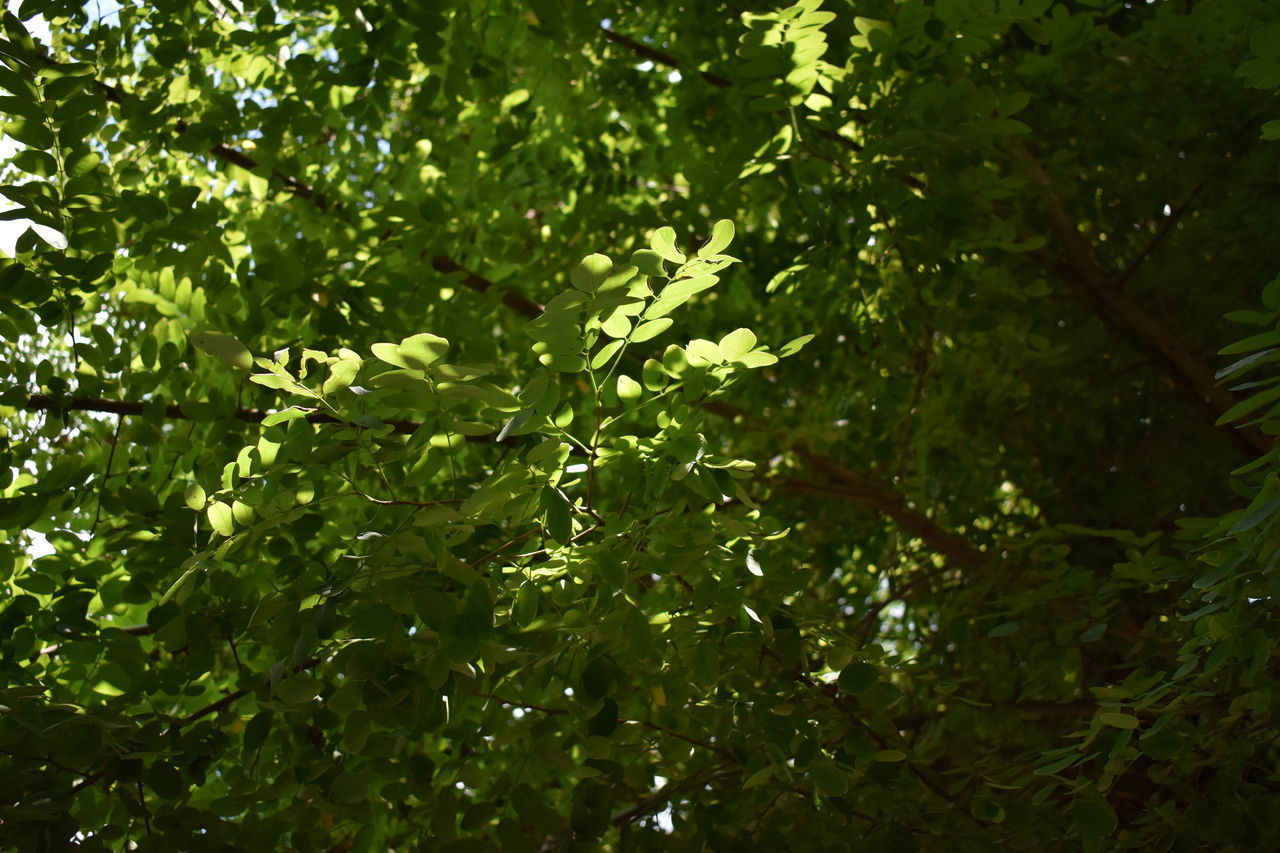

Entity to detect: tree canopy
[2,0,1280,849]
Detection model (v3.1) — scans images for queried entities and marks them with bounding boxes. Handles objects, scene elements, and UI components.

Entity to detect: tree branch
[783,449,987,574]
[609,766,739,827]
[601,27,732,88]
[1019,146,1269,455]
[1113,180,1205,290]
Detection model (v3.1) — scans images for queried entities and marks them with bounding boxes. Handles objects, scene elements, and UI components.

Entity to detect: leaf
[616,374,642,404]
[1034,753,1080,776]
[742,766,777,789]
[184,482,206,510]
[746,549,763,576]
[571,253,613,291]
[1228,496,1280,534]
[399,333,450,369]
[541,487,572,544]
[1072,799,1117,838]
[641,358,668,390]
[735,351,778,368]
[837,663,877,694]
[808,758,848,796]
[191,330,252,369]
[1215,382,1280,424]
[601,311,632,339]
[661,275,718,301]
[650,226,686,263]
[207,502,235,536]
[276,674,323,704]
[697,219,735,257]
[778,334,815,357]
[987,622,1019,637]
[631,249,666,276]
[719,328,757,361]
[1098,712,1139,730]
[686,339,723,365]
[631,318,673,342]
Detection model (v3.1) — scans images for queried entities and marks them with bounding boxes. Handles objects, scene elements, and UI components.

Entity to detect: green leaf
[1034,753,1080,776]
[632,318,673,342]
[837,663,877,694]
[617,374,642,403]
[808,757,848,796]
[571,253,613,291]
[661,275,717,300]
[987,622,1019,637]
[719,328,757,361]
[631,249,666,276]
[697,219,735,257]
[276,674,323,704]
[1215,382,1280,424]
[1072,799,1117,838]
[686,339,722,365]
[541,487,572,544]
[207,502,235,536]
[650,226,686,263]
[591,339,624,369]
[146,762,185,799]
[778,334,815,357]
[191,330,252,369]
[184,482,206,510]
[399,333,450,369]
[601,311,632,339]
[641,358,668,390]
[735,351,778,368]
[1098,712,1139,730]
[742,766,777,790]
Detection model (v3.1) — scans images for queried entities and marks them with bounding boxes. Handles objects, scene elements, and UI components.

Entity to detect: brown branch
[24,393,422,436]
[1019,147,1269,456]
[430,256,542,319]
[33,623,152,660]
[94,75,538,315]
[610,766,739,827]
[1113,180,1205,291]
[601,28,732,88]
[783,450,986,573]
[598,27,920,188]
[640,720,735,760]
[478,694,735,759]
[88,69,949,572]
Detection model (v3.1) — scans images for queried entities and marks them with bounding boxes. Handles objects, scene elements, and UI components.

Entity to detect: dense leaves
[2,0,1280,850]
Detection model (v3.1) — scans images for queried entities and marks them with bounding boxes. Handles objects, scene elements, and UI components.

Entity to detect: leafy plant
[2,1,1280,850]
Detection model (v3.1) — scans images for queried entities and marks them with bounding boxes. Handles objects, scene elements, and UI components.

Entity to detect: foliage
[1,0,1279,850]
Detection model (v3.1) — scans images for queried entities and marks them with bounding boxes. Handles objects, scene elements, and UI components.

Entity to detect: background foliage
[2,0,1280,849]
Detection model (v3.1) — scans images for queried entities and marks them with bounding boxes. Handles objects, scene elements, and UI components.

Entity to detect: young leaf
[651,226,686,263]
[697,219,735,258]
